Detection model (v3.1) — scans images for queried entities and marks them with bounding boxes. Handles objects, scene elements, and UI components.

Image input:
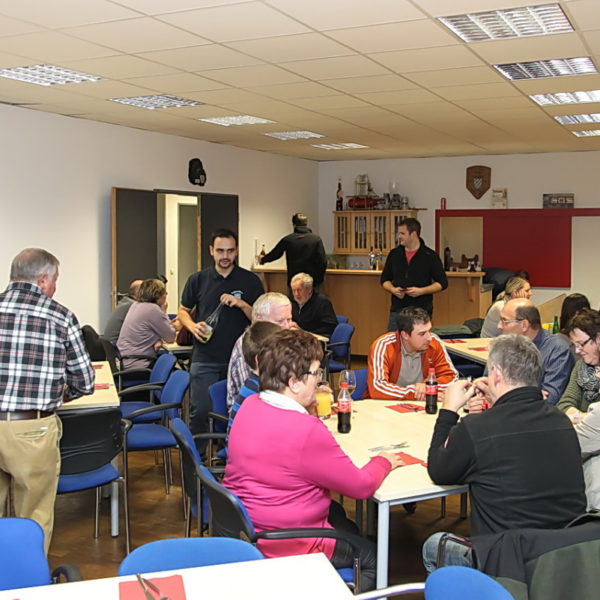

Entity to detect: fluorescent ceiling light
[438,4,573,43]
[572,130,600,137]
[109,94,202,110]
[555,114,600,125]
[312,143,369,150]
[197,115,274,126]
[530,90,600,105]
[0,64,101,86]
[495,57,597,80]
[264,131,324,140]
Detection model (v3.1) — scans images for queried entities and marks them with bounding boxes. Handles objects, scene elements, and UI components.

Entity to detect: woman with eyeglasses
[480,276,532,338]
[557,308,600,423]
[223,328,402,591]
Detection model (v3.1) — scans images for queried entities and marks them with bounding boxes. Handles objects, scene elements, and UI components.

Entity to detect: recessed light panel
[197,115,275,127]
[554,114,600,125]
[530,90,600,105]
[312,143,369,150]
[0,64,101,86]
[264,131,325,140]
[109,94,202,110]
[572,130,600,137]
[495,57,597,80]
[439,4,573,43]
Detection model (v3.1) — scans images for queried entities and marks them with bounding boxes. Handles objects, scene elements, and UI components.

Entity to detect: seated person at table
[223,328,402,591]
[289,272,337,337]
[558,308,600,422]
[226,320,281,442]
[117,278,176,369]
[480,276,531,338]
[367,306,458,401]
[557,293,591,358]
[496,298,573,406]
[422,334,586,572]
[226,292,293,411]
[103,279,142,343]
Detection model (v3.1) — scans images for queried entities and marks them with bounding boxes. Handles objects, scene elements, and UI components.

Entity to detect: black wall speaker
[188,158,207,186]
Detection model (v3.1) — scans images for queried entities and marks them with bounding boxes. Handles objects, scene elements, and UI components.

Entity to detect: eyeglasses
[573,337,593,351]
[305,368,324,379]
[499,317,524,325]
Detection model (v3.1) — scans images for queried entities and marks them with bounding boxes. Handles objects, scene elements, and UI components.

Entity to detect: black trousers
[328,500,377,591]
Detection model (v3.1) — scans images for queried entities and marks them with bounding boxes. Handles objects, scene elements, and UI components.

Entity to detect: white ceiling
[1,0,600,160]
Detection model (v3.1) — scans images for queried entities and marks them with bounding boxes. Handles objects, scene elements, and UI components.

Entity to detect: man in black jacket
[260,213,327,288]
[380,218,447,331]
[289,272,337,337]
[422,334,586,572]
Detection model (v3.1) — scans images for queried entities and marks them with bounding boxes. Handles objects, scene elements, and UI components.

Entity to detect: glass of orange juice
[315,391,332,419]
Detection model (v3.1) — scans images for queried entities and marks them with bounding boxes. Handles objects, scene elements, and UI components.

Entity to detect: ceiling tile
[105,0,255,15]
[355,89,441,105]
[68,80,159,99]
[227,33,353,63]
[196,64,307,87]
[369,45,484,73]
[138,45,261,71]
[320,74,417,93]
[287,95,369,110]
[122,73,229,93]
[62,55,179,79]
[512,73,600,94]
[63,18,209,54]
[0,14,42,36]
[565,0,600,31]
[158,2,310,42]
[406,66,503,87]
[582,30,600,55]
[429,82,520,100]
[281,56,389,80]
[412,0,547,17]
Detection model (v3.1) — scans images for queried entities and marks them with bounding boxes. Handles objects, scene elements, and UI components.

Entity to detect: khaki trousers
[0,414,62,554]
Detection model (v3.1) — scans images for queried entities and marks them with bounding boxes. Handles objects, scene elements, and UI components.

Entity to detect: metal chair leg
[94,487,101,538]
[460,492,468,518]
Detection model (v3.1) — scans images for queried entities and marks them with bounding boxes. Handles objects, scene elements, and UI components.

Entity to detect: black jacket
[261,226,327,286]
[290,292,337,337]
[380,238,447,314]
[428,387,586,536]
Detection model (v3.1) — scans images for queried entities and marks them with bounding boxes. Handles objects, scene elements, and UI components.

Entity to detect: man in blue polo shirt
[178,229,263,447]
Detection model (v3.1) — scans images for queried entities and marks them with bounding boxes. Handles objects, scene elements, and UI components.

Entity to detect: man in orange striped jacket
[367,307,458,401]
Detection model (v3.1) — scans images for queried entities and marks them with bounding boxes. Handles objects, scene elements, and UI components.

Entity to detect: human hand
[391,286,405,299]
[404,287,422,297]
[541,390,549,402]
[566,407,583,424]
[413,382,426,401]
[442,379,475,413]
[473,377,491,400]
[378,451,405,470]
[220,293,242,309]
[191,321,211,342]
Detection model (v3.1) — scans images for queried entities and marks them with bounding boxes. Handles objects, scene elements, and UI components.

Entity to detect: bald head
[129,280,143,300]
[499,298,541,339]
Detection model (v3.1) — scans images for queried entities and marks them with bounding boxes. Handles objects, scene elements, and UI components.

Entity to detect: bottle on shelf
[258,244,266,264]
[199,302,224,344]
[336,178,344,211]
[425,368,438,415]
[337,382,352,434]
[369,246,377,270]
[552,315,560,334]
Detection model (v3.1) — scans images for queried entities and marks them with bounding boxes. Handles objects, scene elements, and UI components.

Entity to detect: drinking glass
[340,369,356,394]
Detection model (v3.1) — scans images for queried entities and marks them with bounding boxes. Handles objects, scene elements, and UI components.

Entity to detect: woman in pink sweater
[223,329,401,590]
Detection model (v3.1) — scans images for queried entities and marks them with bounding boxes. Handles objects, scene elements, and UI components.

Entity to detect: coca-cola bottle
[337,383,352,433]
[425,367,438,415]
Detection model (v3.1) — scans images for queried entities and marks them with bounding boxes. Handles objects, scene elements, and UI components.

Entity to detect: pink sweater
[223,394,391,559]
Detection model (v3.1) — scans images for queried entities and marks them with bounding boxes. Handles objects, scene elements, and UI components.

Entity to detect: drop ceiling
[1,0,600,160]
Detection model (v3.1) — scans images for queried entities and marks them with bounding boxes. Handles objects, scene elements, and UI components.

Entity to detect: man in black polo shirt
[381,218,447,331]
[178,229,263,446]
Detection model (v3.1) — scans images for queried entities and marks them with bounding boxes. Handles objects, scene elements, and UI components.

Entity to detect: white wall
[0,104,317,330]
[318,152,600,308]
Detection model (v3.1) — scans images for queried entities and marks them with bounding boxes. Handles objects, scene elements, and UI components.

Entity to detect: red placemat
[94,384,110,390]
[468,347,487,352]
[395,452,427,467]
[92,364,103,370]
[443,339,466,343]
[386,403,425,413]
[119,575,186,600]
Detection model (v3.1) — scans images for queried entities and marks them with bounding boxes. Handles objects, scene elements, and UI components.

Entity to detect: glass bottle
[425,368,438,415]
[552,315,560,334]
[337,383,352,434]
[200,302,224,344]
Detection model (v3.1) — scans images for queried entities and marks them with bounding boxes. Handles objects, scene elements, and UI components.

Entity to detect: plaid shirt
[0,281,94,411]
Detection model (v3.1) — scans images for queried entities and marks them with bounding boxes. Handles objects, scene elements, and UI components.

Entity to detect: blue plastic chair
[0,518,81,590]
[124,370,190,495]
[351,368,368,400]
[118,353,177,423]
[208,379,229,465]
[336,315,349,324]
[118,537,263,576]
[327,323,355,379]
[425,566,514,599]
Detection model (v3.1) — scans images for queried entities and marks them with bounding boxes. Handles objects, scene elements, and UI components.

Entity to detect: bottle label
[426,384,438,395]
[338,398,351,413]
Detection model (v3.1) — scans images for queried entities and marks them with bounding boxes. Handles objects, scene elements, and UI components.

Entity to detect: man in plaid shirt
[0,248,94,553]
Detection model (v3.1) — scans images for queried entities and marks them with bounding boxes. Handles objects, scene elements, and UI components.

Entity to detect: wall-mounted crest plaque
[466,165,491,199]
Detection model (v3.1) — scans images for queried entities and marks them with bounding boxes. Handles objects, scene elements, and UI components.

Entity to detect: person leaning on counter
[380,218,447,332]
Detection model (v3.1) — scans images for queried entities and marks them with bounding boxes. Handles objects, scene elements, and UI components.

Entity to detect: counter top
[252,266,485,277]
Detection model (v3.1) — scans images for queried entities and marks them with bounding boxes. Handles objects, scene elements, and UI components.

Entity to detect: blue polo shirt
[181,265,263,363]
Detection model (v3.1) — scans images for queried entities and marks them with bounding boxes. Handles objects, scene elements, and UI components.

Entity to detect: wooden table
[326,400,467,589]
[442,338,491,365]
[0,553,353,600]
[58,361,119,412]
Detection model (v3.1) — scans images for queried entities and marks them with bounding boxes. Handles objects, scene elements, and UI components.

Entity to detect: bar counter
[253,267,491,356]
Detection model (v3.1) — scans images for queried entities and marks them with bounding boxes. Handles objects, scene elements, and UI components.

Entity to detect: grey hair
[252,292,291,321]
[10,248,59,282]
[488,334,541,388]
[290,272,314,288]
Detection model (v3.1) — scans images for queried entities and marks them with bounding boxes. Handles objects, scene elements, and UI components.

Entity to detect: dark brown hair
[242,321,281,369]
[258,329,323,392]
[567,308,600,339]
[396,306,430,334]
[398,217,421,236]
[560,293,590,332]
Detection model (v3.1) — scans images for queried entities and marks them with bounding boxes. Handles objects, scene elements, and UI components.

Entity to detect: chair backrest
[170,418,208,502]
[336,315,349,324]
[351,368,368,401]
[149,353,177,401]
[208,379,228,433]
[160,370,190,419]
[100,338,121,375]
[0,518,51,590]
[59,408,123,475]
[329,323,355,361]
[118,537,263,576]
[425,566,515,600]
[81,325,105,362]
